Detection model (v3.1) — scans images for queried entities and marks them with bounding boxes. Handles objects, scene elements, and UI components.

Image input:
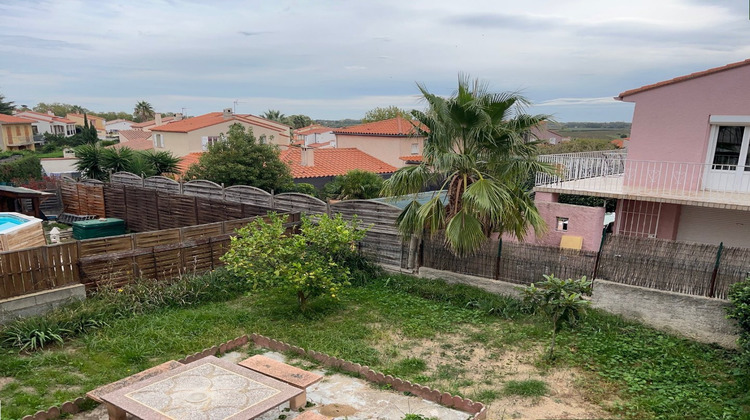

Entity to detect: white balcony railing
[535,150,750,207]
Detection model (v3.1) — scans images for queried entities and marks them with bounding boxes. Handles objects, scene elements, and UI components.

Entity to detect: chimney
[47,111,55,116]
[155,113,162,126]
[174,113,183,121]
[223,108,233,119]
[301,147,314,167]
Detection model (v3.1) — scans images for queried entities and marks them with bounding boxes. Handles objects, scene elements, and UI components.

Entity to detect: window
[556,217,569,231]
[153,133,164,148]
[207,136,220,146]
[259,134,267,144]
[411,143,419,155]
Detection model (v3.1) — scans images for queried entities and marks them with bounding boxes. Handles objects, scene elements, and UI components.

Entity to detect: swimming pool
[0,212,46,252]
[0,214,27,232]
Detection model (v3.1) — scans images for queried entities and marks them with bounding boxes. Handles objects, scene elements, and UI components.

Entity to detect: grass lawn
[0,274,746,419]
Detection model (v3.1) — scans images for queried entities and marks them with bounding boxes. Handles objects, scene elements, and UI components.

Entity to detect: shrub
[324,169,385,200]
[521,274,592,358]
[222,213,368,309]
[0,153,42,183]
[727,277,750,384]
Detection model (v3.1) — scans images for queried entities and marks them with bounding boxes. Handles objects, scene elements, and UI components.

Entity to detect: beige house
[332,117,425,168]
[66,113,106,138]
[131,114,177,131]
[0,114,36,151]
[152,109,291,157]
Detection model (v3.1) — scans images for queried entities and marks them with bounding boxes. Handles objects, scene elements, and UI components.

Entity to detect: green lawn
[0,274,746,419]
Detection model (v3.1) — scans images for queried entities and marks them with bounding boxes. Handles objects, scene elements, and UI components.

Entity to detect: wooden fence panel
[156,193,198,229]
[111,172,143,187]
[273,193,327,214]
[60,181,80,214]
[181,222,224,240]
[78,235,133,256]
[77,184,106,218]
[196,198,243,224]
[224,185,272,207]
[330,200,400,232]
[183,180,223,199]
[123,187,160,232]
[0,243,79,300]
[103,185,126,220]
[143,176,181,194]
[134,228,182,248]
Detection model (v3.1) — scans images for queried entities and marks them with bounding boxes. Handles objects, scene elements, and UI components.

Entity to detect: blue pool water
[0,215,26,232]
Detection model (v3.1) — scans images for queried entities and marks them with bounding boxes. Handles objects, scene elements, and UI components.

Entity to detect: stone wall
[0,284,86,324]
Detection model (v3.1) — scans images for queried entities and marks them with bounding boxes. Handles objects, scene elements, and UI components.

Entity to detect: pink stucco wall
[623,64,750,165]
[504,198,605,252]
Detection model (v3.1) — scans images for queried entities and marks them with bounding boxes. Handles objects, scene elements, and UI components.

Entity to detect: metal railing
[535,150,750,205]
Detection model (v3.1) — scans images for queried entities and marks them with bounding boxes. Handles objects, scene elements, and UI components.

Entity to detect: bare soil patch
[375,326,612,419]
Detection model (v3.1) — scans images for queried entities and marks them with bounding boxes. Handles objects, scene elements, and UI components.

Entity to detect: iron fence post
[708,242,723,298]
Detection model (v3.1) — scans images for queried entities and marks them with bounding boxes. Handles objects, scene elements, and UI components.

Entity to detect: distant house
[279,147,397,188]
[66,113,106,138]
[332,117,426,168]
[151,109,291,157]
[0,114,35,151]
[528,122,570,145]
[105,119,135,133]
[131,114,177,131]
[293,124,336,147]
[533,58,750,249]
[13,111,77,143]
[110,130,154,151]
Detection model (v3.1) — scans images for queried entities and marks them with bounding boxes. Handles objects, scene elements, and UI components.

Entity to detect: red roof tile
[399,155,423,162]
[118,130,152,143]
[618,58,750,99]
[308,141,332,148]
[0,114,34,124]
[279,147,397,179]
[294,125,334,135]
[151,112,289,134]
[333,117,425,136]
[177,152,203,174]
[131,116,176,129]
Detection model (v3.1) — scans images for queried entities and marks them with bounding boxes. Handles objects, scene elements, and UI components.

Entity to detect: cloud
[536,97,622,107]
[0,35,88,50]
[238,31,269,37]
[444,13,562,30]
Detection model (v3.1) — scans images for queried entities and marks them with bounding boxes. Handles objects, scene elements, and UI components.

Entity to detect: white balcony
[534,150,750,210]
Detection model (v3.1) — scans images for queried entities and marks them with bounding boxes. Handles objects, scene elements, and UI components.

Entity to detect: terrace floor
[536,175,750,211]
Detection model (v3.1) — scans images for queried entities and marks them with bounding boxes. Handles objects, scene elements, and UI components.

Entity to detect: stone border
[20,334,487,420]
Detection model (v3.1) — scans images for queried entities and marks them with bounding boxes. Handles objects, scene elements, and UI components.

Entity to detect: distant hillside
[553,122,631,140]
[314,119,362,128]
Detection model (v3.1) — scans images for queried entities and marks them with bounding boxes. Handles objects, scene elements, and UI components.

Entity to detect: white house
[105,119,135,133]
[13,111,77,141]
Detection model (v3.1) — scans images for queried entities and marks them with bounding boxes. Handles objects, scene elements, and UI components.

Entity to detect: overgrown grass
[0,273,746,419]
[503,379,548,397]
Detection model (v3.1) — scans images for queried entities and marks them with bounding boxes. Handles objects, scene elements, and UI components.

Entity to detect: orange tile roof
[152,112,290,134]
[177,152,204,174]
[279,147,397,179]
[131,116,176,129]
[308,141,332,148]
[294,125,334,135]
[67,113,105,121]
[618,58,750,99]
[399,155,423,162]
[0,114,34,124]
[118,130,152,143]
[333,117,425,136]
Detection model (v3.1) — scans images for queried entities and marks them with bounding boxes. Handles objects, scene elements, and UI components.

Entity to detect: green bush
[521,274,592,358]
[222,213,367,309]
[727,277,750,384]
[0,153,42,183]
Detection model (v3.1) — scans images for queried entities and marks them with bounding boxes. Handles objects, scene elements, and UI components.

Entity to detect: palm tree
[100,147,135,173]
[134,101,155,122]
[74,144,107,181]
[261,109,286,123]
[0,93,15,115]
[382,76,556,257]
[139,150,181,175]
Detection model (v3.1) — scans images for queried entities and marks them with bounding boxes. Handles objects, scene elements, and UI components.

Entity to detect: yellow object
[560,235,583,250]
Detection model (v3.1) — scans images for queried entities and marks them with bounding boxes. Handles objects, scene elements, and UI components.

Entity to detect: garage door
[676,206,750,247]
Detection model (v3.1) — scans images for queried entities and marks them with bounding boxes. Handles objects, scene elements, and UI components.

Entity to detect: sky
[1,0,750,122]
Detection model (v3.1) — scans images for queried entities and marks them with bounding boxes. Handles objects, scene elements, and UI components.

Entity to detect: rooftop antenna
[233,99,247,114]
[181,107,188,115]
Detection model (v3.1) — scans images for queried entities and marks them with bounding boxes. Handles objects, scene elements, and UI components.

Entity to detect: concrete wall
[417,268,739,348]
[514,193,605,251]
[0,284,86,324]
[623,63,750,166]
[591,279,738,348]
[335,134,424,168]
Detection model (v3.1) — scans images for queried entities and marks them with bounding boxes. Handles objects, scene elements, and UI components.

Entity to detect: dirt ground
[375,328,613,420]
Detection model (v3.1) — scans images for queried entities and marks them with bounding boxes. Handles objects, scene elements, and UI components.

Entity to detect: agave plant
[382,75,556,257]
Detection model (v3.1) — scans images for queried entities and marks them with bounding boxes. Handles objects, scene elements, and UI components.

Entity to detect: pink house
[534,58,750,249]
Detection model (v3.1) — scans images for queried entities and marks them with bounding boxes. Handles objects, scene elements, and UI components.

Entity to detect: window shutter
[201,136,208,151]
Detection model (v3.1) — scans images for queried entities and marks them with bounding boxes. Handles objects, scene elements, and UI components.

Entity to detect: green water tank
[72,218,126,240]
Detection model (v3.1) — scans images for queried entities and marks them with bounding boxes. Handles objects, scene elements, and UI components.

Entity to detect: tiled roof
[67,113,105,121]
[399,155,424,162]
[14,110,75,124]
[152,112,290,134]
[279,147,397,179]
[618,58,750,99]
[131,116,176,129]
[0,114,33,124]
[109,138,154,151]
[177,152,203,174]
[106,119,134,125]
[308,141,332,148]
[333,117,425,136]
[118,130,152,143]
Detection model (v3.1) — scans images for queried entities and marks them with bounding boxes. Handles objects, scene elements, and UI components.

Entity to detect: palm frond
[444,209,486,257]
